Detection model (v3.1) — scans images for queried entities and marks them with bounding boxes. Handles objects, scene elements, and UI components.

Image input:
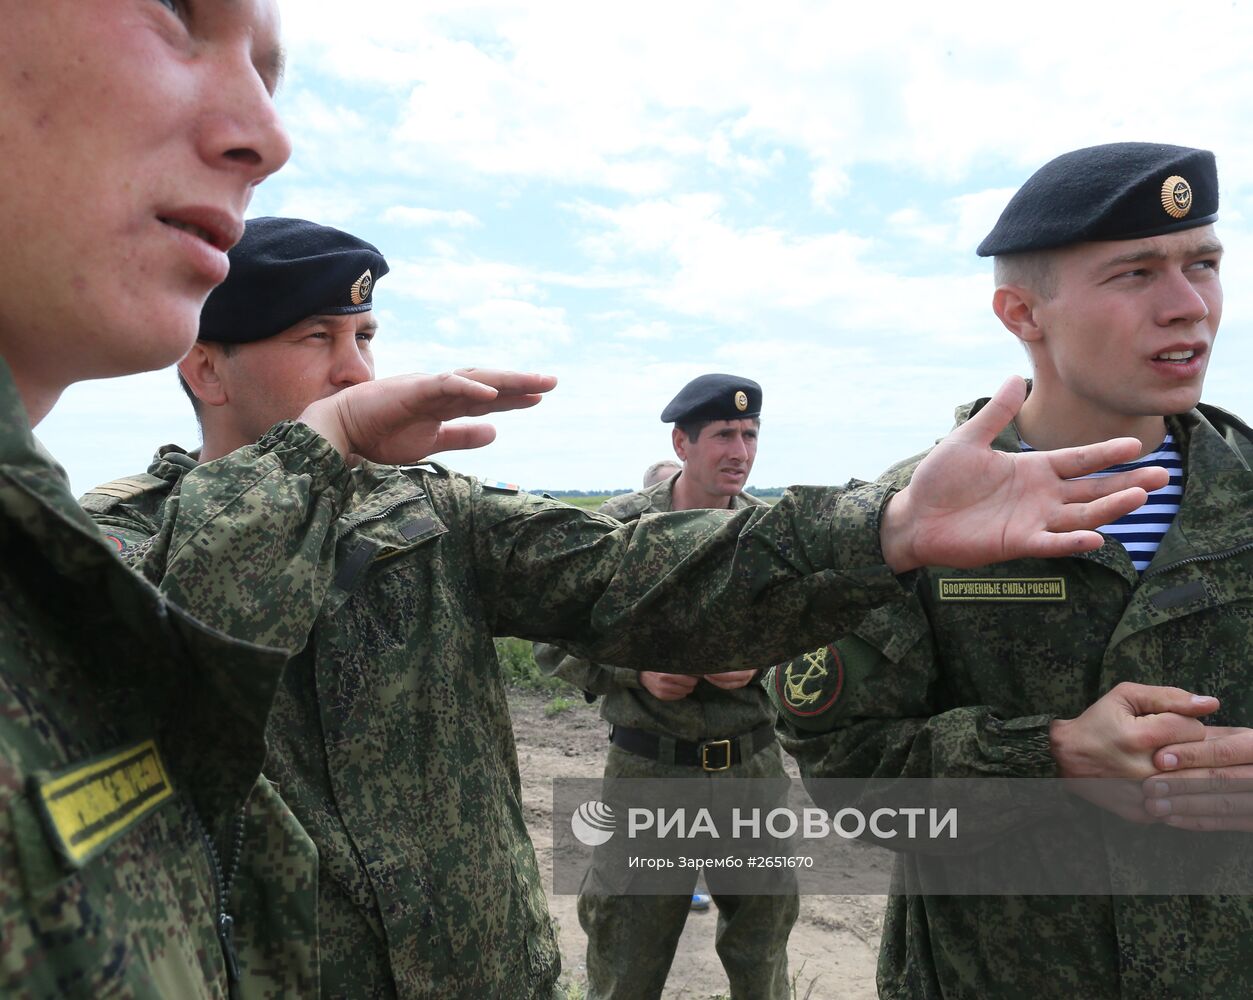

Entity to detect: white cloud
[42,0,1253,495]
[383,205,481,229]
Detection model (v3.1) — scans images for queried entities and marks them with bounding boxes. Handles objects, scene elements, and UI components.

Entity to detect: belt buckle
[701,739,732,772]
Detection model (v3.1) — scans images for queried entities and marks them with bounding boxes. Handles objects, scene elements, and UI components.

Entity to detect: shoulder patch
[775,644,844,718]
[101,533,128,553]
[482,479,521,495]
[30,739,174,867]
[78,472,169,514]
[82,474,164,501]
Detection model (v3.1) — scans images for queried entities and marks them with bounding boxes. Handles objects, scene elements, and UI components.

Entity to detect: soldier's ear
[177,343,229,407]
[992,284,1044,346]
[671,426,689,461]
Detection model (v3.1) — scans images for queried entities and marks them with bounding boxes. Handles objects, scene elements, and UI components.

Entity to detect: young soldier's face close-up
[1030,225,1223,423]
[0,0,290,397]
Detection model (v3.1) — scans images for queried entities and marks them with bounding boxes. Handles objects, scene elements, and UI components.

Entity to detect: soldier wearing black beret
[176,216,388,445]
[199,216,389,345]
[772,142,1253,998]
[661,372,762,510]
[538,371,799,1000]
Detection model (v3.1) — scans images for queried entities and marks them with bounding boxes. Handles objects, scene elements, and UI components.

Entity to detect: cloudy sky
[41,0,1253,494]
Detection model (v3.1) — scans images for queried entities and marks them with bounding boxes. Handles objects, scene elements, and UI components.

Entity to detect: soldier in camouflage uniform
[0,8,569,997]
[537,374,798,1000]
[0,4,320,997]
[770,143,1253,998]
[83,214,1169,999]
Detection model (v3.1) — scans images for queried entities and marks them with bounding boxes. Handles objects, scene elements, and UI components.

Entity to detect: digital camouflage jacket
[87,447,907,999]
[2,359,348,999]
[769,398,1253,1000]
[535,475,776,742]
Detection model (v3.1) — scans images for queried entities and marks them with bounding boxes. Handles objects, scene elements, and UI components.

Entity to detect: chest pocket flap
[325,490,449,616]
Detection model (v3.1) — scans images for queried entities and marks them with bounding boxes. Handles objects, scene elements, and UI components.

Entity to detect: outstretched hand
[298,368,557,465]
[880,376,1169,573]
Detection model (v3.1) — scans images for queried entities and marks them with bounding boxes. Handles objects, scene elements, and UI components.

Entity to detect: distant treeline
[536,487,788,498]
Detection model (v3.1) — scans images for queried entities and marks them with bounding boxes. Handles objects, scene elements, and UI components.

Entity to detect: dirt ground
[510,688,885,1000]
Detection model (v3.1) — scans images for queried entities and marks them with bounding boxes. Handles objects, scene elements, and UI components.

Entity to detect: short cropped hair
[993,251,1057,299]
[642,460,681,489]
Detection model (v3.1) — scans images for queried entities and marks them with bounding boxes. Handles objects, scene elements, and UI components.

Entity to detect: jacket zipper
[192,806,247,1000]
[340,492,425,534]
[1142,539,1253,581]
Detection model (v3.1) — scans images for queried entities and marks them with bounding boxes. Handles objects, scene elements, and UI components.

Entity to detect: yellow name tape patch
[938,577,1067,602]
[32,739,174,866]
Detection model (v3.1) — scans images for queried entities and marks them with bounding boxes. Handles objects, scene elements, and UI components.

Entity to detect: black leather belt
[609,722,776,771]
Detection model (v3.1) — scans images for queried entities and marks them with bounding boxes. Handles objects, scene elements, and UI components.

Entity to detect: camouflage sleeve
[474,481,906,673]
[92,421,352,654]
[529,493,645,694]
[532,641,642,695]
[766,598,1072,849]
[768,598,1058,780]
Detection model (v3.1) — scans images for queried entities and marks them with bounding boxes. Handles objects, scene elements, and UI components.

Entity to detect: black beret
[200,217,389,343]
[661,374,762,424]
[977,142,1218,257]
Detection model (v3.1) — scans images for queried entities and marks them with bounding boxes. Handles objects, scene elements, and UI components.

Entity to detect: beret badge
[1160,175,1192,220]
[350,269,374,306]
[734,390,748,412]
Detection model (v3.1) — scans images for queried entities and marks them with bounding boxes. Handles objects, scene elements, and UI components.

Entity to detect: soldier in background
[641,458,682,489]
[533,376,789,998]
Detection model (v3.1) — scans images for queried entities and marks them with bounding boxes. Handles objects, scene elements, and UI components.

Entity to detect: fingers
[417,371,502,403]
[1044,488,1149,534]
[1046,437,1153,480]
[640,671,698,701]
[1060,467,1169,503]
[457,393,548,418]
[1017,528,1109,559]
[425,424,498,454]
[1161,814,1253,832]
[1154,728,1253,771]
[1114,682,1219,720]
[947,376,1026,450]
[1144,766,1253,800]
[1141,766,1253,830]
[703,669,757,690]
[453,368,558,395]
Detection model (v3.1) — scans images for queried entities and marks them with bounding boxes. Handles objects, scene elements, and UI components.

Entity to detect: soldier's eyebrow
[257,43,287,96]
[1188,240,1225,258]
[1095,240,1225,274]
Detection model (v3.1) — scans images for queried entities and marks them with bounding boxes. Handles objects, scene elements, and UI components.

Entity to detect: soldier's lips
[1148,344,1207,378]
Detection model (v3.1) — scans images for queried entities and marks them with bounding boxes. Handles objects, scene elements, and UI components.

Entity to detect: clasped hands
[1051,681,1253,830]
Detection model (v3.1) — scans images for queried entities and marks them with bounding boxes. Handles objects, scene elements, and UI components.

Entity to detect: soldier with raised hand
[84,206,1169,998]
[537,374,803,1000]
[770,142,1253,998]
[0,4,557,998]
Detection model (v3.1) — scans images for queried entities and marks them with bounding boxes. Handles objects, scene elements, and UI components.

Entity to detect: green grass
[556,494,612,510]
[545,694,577,716]
[495,636,567,693]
